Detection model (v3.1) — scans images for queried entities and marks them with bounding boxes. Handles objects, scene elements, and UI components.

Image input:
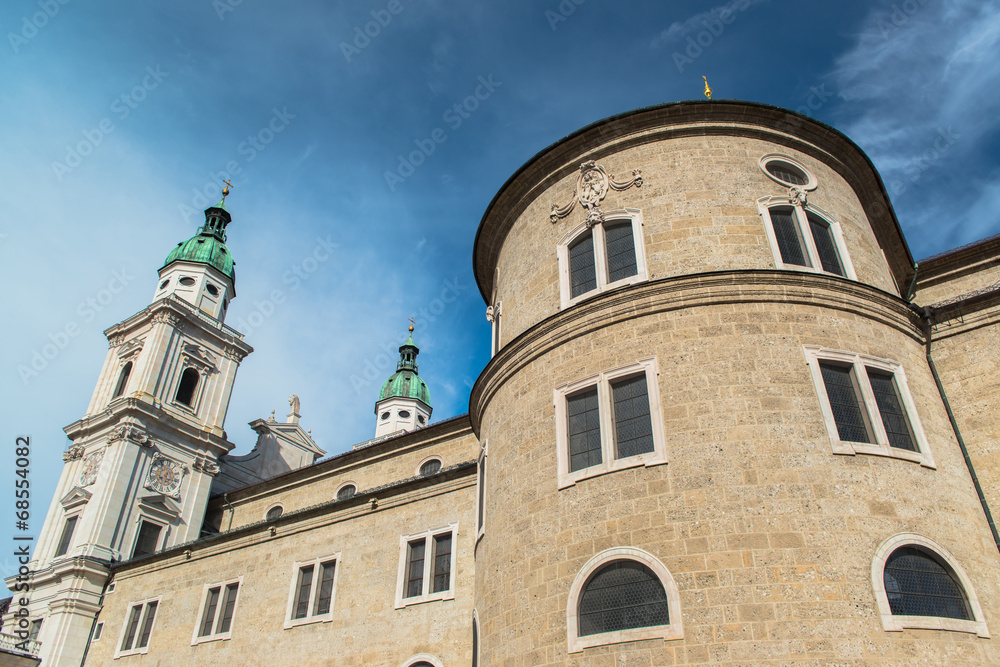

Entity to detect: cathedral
[4,99,1000,666]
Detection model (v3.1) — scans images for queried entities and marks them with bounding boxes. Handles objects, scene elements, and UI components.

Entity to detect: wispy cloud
[830,0,1000,255]
[650,0,768,49]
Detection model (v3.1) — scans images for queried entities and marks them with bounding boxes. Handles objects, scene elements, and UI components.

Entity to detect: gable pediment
[60,486,92,511]
[137,494,183,524]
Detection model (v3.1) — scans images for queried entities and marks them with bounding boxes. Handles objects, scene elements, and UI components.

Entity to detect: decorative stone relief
[106,424,152,447]
[152,311,183,327]
[79,450,104,486]
[62,443,85,462]
[223,346,247,362]
[788,186,808,207]
[192,456,221,476]
[107,334,126,348]
[145,453,186,498]
[550,161,643,226]
[485,301,502,323]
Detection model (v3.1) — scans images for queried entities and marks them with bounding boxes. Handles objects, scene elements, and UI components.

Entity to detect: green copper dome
[161,201,236,282]
[376,331,431,410]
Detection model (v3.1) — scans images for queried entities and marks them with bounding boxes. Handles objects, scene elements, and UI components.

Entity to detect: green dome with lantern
[376,329,431,410]
[161,197,236,283]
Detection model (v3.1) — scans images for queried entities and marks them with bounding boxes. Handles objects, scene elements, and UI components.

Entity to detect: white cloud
[650,0,768,49]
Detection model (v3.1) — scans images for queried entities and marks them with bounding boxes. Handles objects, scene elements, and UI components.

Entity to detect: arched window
[113,362,133,399]
[398,657,442,667]
[567,547,682,653]
[336,484,356,501]
[872,533,988,636]
[472,611,480,667]
[175,368,199,406]
[419,458,441,477]
[265,505,283,521]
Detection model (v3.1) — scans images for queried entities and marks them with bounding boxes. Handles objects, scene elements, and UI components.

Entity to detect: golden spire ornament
[409,317,415,333]
[222,178,233,202]
[703,76,713,100]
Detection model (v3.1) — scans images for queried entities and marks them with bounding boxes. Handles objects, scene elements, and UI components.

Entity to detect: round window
[179,277,196,287]
[417,415,426,424]
[159,279,169,290]
[381,411,390,420]
[265,506,283,521]
[398,410,411,419]
[206,284,219,296]
[337,484,356,501]
[419,459,441,476]
[760,155,817,189]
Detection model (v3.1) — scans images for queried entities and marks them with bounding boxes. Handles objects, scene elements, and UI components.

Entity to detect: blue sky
[1,0,998,573]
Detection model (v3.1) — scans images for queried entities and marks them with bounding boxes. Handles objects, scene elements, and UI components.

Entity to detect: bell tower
[374,324,433,436]
[7,189,253,666]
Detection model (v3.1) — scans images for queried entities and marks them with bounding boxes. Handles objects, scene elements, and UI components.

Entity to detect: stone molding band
[469,269,922,434]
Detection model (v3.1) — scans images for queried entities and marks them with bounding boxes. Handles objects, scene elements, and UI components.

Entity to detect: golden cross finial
[222,179,233,200]
[703,76,712,100]
[408,317,415,333]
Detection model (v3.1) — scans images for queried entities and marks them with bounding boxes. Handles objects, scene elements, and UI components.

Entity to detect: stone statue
[288,394,300,414]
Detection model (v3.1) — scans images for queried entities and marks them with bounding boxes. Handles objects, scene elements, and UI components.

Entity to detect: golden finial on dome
[222,179,233,201]
[703,76,712,100]
[408,317,415,333]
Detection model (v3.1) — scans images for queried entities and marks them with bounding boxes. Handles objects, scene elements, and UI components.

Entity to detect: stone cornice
[109,461,476,577]
[62,400,235,459]
[468,270,923,435]
[472,100,915,304]
[104,295,253,359]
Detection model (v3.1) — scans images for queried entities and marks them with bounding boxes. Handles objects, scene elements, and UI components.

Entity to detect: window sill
[881,614,989,637]
[562,273,647,310]
[558,454,667,490]
[394,590,454,610]
[191,633,232,646]
[283,614,333,630]
[114,648,150,659]
[832,440,936,469]
[569,623,683,653]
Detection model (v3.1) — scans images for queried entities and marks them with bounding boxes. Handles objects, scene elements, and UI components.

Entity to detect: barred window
[336,484,356,501]
[579,561,669,636]
[419,459,442,477]
[884,547,971,620]
[555,359,666,488]
[805,347,933,467]
[558,210,648,309]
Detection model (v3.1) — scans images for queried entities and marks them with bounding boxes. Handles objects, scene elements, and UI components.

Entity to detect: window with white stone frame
[566,547,683,653]
[475,441,487,544]
[756,196,856,280]
[554,357,667,489]
[284,553,341,628]
[394,524,458,608]
[872,533,989,636]
[53,514,80,557]
[557,209,648,309]
[191,577,242,644]
[803,346,934,467]
[114,596,161,658]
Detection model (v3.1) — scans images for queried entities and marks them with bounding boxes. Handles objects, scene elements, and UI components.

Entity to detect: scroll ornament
[550,161,643,227]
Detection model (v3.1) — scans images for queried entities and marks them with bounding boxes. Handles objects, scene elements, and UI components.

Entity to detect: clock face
[79,451,103,486]
[147,458,182,496]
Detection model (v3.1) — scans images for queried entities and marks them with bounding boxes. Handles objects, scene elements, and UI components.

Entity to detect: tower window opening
[54,515,79,557]
[159,279,169,290]
[399,410,411,419]
[206,284,219,296]
[113,361,133,399]
[179,276,196,287]
[175,368,200,407]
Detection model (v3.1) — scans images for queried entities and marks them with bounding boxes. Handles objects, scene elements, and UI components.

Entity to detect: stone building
[4,100,1000,666]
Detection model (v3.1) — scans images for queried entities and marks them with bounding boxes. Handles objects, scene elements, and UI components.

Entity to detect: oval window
[381,411,390,420]
[179,277,196,287]
[417,415,426,425]
[265,506,283,521]
[159,279,169,290]
[337,484,356,501]
[760,155,816,189]
[206,284,219,296]
[419,459,441,476]
[398,410,411,419]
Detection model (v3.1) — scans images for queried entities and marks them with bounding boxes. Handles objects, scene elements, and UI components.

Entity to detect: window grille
[579,561,669,636]
[567,387,602,472]
[884,547,971,620]
[611,374,654,459]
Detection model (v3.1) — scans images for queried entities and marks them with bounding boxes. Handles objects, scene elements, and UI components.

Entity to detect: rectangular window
[132,520,162,559]
[192,578,241,644]
[758,199,854,279]
[284,555,340,628]
[27,619,42,643]
[558,210,648,309]
[54,516,78,557]
[555,358,668,489]
[92,622,104,642]
[804,346,933,467]
[115,597,160,658]
[395,525,459,608]
[476,442,488,541]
